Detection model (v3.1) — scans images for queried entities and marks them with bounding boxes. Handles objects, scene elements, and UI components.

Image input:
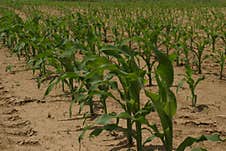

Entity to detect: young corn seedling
[171,26,184,66]
[180,64,205,107]
[162,24,173,56]
[188,25,195,54]
[80,55,113,115]
[178,28,191,66]
[201,18,220,53]
[220,32,226,55]
[193,38,209,74]
[211,50,226,80]
[135,27,160,86]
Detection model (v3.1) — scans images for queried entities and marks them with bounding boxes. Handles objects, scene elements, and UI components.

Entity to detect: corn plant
[161,23,173,56]
[187,25,195,54]
[135,26,160,86]
[145,49,177,151]
[79,44,148,151]
[171,25,184,66]
[42,42,81,105]
[79,55,113,115]
[179,28,191,66]
[211,51,226,80]
[192,38,209,74]
[220,32,226,55]
[202,11,222,53]
[101,44,146,150]
[0,12,23,54]
[179,64,205,107]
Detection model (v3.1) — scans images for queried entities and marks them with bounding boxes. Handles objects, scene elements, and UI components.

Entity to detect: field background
[0,0,226,151]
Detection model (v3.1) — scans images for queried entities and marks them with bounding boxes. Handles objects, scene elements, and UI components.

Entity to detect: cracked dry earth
[0,45,226,151]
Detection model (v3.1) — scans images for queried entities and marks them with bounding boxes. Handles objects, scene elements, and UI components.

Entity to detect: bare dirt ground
[0,45,226,151]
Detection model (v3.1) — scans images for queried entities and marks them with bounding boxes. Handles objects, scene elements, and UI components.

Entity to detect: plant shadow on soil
[109,142,165,151]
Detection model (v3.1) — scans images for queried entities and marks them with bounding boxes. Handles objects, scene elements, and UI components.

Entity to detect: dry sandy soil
[0,45,226,151]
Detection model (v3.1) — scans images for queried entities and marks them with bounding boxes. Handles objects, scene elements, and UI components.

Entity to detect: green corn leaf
[143,135,157,146]
[145,85,174,150]
[163,90,177,118]
[133,116,149,125]
[145,90,159,104]
[69,97,76,118]
[44,77,60,96]
[90,128,103,137]
[60,72,79,80]
[95,114,114,125]
[79,125,90,143]
[154,49,174,87]
[147,123,161,134]
[89,124,118,138]
[155,72,177,117]
[135,106,154,117]
[204,133,224,141]
[194,76,205,89]
[191,148,207,151]
[191,147,207,151]
[176,79,185,93]
[101,46,122,58]
[103,124,118,131]
[169,53,177,62]
[119,44,136,56]
[100,46,128,67]
[128,99,137,112]
[176,133,223,151]
[117,112,131,119]
[85,56,109,69]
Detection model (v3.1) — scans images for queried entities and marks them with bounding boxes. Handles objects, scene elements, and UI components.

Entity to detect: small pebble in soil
[47,113,54,119]
[47,113,51,118]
